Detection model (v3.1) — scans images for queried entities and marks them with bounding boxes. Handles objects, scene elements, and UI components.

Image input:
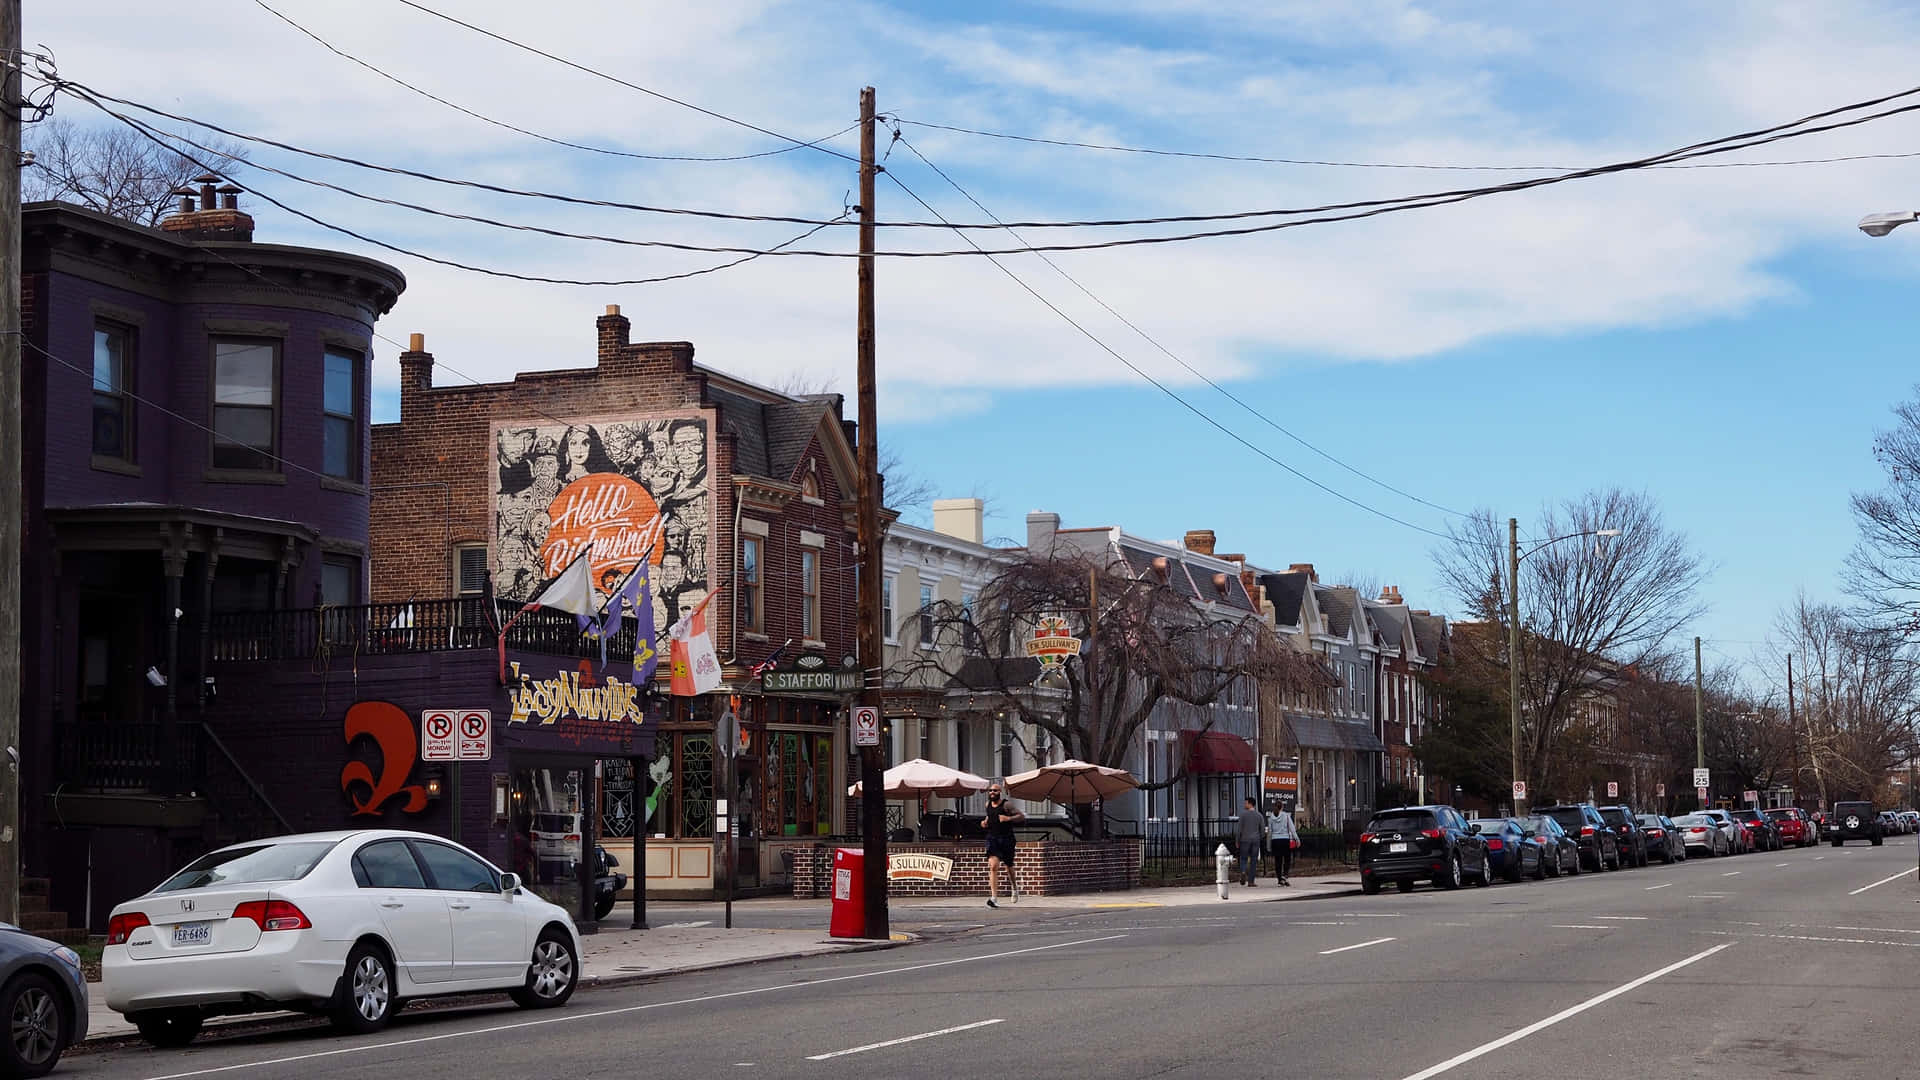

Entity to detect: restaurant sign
[1023,615,1082,673]
[887,853,955,882]
[507,662,647,726]
[762,653,861,694]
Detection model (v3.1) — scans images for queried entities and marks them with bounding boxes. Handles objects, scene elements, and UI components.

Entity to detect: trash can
[828,847,866,939]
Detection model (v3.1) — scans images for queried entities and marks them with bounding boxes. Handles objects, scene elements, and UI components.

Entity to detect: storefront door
[509,759,596,923]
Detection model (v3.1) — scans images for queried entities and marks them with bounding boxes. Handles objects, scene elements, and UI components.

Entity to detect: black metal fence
[53,721,206,794]
[1112,816,1357,883]
[209,597,640,663]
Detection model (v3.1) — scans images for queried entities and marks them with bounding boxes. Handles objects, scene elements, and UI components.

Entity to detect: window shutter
[458,546,489,595]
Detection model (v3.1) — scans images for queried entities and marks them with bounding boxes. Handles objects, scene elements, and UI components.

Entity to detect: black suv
[1598,805,1649,867]
[1538,803,1621,871]
[1829,800,1884,846]
[1358,805,1491,894]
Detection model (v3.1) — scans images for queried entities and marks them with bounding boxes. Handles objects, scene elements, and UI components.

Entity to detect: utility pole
[1508,517,1523,817]
[1693,636,1704,809]
[853,86,889,941]
[0,0,23,927]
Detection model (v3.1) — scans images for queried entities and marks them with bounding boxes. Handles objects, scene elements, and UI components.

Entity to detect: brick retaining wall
[790,839,1141,898]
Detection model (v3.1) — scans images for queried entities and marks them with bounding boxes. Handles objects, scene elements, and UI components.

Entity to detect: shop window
[762,730,834,837]
[92,321,135,462]
[600,758,636,839]
[679,733,715,838]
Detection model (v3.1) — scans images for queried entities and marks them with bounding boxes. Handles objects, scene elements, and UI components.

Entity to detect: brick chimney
[398,333,434,413]
[932,498,985,544]
[1183,529,1216,555]
[161,175,255,242]
[1289,562,1318,582]
[1378,585,1404,605]
[597,304,631,365]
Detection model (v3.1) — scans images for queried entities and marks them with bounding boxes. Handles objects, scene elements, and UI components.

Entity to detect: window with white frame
[881,576,896,643]
[919,583,935,647]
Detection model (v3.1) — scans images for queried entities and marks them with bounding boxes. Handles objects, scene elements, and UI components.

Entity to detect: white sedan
[103,829,580,1048]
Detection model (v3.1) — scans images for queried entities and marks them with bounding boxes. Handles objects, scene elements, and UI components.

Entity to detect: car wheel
[0,973,66,1078]
[1396,880,1415,894]
[132,1009,202,1050]
[332,942,397,1035]
[1440,852,1463,890]
[1361,878,1381,895]
[511,928,579,1010]
[594,895,616,921]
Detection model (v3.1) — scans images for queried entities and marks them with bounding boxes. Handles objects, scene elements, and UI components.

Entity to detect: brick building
[369,306,863,896]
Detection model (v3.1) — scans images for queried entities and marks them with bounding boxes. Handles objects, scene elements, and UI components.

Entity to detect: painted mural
[492,415,712,635]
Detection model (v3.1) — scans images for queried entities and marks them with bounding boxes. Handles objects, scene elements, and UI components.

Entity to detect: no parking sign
[422,709,493,761]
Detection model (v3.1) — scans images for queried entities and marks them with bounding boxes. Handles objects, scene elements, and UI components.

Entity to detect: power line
[879,166,1453,540]
[253,0,859,164]
[891,127,1469,521]
[389,0,859,165]
[894,116,1920,172]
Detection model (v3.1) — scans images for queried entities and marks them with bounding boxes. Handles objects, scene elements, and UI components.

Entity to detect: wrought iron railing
[53,721,205,794]
[207,597,641,663]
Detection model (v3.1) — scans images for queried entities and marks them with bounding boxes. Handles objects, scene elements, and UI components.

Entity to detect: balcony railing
[53,721,206,794]
[208,597,640,663]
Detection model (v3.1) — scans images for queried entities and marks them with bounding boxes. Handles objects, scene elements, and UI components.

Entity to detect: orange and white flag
[668,592,722,696]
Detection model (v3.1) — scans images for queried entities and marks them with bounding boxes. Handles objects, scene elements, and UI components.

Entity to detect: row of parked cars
[1356,801,1849,894]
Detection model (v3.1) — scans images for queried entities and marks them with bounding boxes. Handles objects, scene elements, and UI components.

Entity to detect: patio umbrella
[1002,759,1139,805]
[847,758,993,800]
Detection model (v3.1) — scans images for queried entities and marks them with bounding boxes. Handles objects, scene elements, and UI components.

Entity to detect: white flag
[523,551,598,617]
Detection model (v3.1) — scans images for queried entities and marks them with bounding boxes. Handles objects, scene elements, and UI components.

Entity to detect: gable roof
[1117,541,1256,613]
[1409,611,1448,662]
[1365,602,1407,652]
[1315,584,1354,638]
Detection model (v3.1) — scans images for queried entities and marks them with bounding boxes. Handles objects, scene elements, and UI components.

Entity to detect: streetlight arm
[1860,210,1918,237]
[1517,528,1622,564]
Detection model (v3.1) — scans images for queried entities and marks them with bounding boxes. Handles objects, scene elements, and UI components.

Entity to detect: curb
[78,937,912,1052]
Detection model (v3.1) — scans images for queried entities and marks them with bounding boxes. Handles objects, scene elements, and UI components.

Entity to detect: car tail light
[566,834,582,844]
[106,912,149,946]
[1648,829,1664,837]
[232,900,312,932]
[1359,832,1376,844]
[1580,826,1595,837]
[1421,828,1444,840]
[1486,838,1504,851]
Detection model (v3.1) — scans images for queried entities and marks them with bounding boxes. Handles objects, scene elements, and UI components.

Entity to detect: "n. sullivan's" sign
[507,663,646,726]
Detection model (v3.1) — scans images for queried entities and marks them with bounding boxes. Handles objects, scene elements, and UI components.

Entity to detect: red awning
[1179,730,1256,775]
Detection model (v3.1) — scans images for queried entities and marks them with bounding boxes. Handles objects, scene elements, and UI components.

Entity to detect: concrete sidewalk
[84,925,901,1044]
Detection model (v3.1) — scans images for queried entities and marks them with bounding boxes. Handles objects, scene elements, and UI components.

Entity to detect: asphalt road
[67,836,1920,1079]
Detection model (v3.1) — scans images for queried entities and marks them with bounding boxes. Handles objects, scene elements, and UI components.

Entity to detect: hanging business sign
[1023,615,1082,673]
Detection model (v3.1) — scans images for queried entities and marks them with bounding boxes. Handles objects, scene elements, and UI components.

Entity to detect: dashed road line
[1644,883,1673,891]
[1847,867,1916,896]
[1551,924,1613,929]
[1722,871,1742,877]
[1702,929,1920,949]
[1595,916,1649,921]
[806,1019,1004,1060]
[1320,936,1396,955]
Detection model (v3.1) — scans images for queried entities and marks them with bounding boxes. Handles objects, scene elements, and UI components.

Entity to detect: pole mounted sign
[851,706,881,748]
[1692,768,1710,790]
[1511,780,1526,800]
[1607,781,1619,799]
[422,709,492,762]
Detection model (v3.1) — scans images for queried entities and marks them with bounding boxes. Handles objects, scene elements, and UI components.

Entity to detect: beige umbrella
[847,758,992,800]
[1003,759,1139,805]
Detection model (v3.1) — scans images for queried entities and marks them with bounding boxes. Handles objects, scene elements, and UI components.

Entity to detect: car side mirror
[1469,823,1481,834]
[500,872,520,895]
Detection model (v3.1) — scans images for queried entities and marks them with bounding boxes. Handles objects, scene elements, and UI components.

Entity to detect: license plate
[171,922,211,946]
[1389,842,1409,853]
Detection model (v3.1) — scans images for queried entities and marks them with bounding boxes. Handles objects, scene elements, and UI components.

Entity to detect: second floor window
[92,321,134,461]
[321,554,360,607]
[322,347,361,481]
[881,576,896,643]
[962,591,981,653]
[800,549,819,640]
[455,544,488,596]
[741,538,763,634]
[919,583,935,647]
[212,339,278,470]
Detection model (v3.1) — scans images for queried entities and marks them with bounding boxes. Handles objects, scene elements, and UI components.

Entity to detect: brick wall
[789,839,1142,898]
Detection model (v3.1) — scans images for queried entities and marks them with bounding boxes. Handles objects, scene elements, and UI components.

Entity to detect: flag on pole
[631,558,660,683]
[749,637,793,679]
[668,591,722,696]
[496,549,596,683]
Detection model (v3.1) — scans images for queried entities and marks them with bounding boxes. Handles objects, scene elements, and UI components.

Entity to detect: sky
[27,1,1920,688]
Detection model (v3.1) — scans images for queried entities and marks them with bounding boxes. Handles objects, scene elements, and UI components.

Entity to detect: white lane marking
[1701,930,1920,949]
[1594,916,1649,920]
[1644,883,1673,891]
[1335,912,1405,918]
[130,934,1129,1080]
[1396,943,1733,1080]
[1687,895,1728,900]
[1848,867,1916,896]
[1722,871,1742,877]
[1290,921,1354,926]
[1776,863,1790,868]
[806,1019,1003,1060]
[1551,925,1612,929]
[1833,925,1920,934]
[1320,936,1396,955]
[656,921,714,929]
[1815,856,1826,861]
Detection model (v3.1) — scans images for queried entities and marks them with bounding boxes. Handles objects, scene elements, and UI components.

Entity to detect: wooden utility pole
[0,0,23,927]
[1693,636,1704,809]
[854,86,889,940]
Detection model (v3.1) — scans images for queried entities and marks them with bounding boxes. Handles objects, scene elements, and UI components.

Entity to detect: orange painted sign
[541,473,664,585]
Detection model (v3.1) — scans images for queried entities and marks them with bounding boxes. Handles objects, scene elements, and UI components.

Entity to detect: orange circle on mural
[540,473,663,586]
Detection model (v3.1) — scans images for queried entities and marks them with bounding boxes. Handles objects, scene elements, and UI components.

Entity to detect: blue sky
[32,1,1920,687]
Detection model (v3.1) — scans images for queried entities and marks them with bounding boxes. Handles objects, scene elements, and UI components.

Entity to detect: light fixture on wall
[421,766,446,800]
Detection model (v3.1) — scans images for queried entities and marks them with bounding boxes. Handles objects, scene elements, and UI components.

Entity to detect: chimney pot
[408,332,425,352]
[1183,529,1216,556]
[605,304,621,316]
[1289,563,1318,582]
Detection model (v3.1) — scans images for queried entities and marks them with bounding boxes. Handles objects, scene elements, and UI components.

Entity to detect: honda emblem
[180,899,194,912]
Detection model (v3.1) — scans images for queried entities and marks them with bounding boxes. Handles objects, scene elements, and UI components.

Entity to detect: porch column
[160,524,189,795]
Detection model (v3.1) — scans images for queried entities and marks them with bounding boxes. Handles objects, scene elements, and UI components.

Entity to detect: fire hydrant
[1215,842,1233,900]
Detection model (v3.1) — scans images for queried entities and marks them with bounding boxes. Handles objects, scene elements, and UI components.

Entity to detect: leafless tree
[770,371,934,514]
[1847,391,1920,637]
[24,117,246,226]
[893,548,1330,833]
[1767,595,1920,804]
[1433,489,1707,796]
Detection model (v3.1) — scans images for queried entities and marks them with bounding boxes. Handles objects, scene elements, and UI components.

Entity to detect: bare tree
[893,548,1330,834]
[1768,595,1920,804]
[1847,390,1920,636]
[24,117,247,226]
[1433,489,1707,795]
[770,371,934,514]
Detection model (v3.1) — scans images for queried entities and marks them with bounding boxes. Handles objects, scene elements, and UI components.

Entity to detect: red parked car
[1765,807,1814,848]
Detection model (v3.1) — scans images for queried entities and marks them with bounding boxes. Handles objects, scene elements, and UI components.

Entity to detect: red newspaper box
[827,847,866,939]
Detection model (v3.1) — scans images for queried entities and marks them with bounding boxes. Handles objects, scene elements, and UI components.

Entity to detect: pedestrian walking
[1267,801,1299,885]
[982,783,1024,908]
[1236,796,1266,887]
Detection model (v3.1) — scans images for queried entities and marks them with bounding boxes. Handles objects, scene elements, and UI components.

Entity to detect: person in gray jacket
[1236,797,1266,886]
[1267,802,1300,885]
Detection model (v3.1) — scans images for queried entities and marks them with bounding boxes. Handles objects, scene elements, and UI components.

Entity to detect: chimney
[597,304,630,364]
[1026,511,1060,553]
[1379,585,1404,605]
[398,332,434,408]
[1183,529,1216,555]
[1289,562,1318,582]
[932,498,985,545]
[160,175,255,242]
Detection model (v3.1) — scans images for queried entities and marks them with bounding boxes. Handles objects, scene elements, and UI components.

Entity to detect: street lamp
[1507,520,1622,817]
[1859,211,1918,237]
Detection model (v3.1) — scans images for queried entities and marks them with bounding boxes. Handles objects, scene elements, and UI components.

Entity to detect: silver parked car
[1698,809,1749,854]
[0,924,87,1078]
[1674,813,1731,857]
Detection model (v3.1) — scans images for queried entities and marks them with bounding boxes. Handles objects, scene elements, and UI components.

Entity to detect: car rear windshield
[1732,811,1764,823]
[154,841,336,893]
[1637,815,1664,826]
[1367,811,1435,832]
[1544,808,1587,831]
[1673,815,1709,826]
[1835,802,1872,813]
[533,814,576,832]
[1599,808,1631,826]
[1765,809,1799,820]
[1525,816,1559,835]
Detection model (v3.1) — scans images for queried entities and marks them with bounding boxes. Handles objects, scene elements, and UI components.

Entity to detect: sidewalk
[84,925,902,1044]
